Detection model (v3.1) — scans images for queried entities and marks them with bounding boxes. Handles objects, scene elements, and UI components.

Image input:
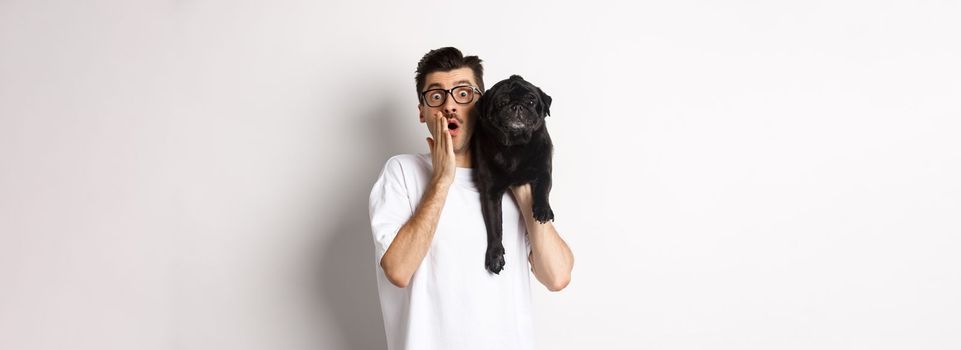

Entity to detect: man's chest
[427,190,525,270]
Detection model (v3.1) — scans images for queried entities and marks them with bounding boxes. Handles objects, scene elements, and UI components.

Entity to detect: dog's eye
[496,96,510,107]
[528,100,535,106]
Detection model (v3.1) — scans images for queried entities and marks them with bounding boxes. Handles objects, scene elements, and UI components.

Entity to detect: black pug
[470,75,554,274]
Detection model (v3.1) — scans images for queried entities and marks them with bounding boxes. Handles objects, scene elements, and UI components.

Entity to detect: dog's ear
[538,88,552,117]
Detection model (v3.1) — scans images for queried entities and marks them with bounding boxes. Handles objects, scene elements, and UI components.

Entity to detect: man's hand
[426,111,456,186]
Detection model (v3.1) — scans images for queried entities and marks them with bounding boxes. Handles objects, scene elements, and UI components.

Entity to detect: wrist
[430,176,453,190]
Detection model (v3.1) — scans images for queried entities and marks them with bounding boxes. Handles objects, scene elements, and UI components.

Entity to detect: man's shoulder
[384,152,428,165]
[378,153,430,179]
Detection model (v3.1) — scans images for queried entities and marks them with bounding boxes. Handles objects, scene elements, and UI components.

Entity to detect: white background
[2,1,959,349]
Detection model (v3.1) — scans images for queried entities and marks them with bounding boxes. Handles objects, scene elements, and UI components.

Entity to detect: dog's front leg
[531,171,554,224]
[480,186,507,274]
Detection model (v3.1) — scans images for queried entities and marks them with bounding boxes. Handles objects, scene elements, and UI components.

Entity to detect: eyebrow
[425,79,474,91]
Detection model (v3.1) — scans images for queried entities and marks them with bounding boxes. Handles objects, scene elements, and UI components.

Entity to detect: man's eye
[430,93,443,100]
[459,91,469,97]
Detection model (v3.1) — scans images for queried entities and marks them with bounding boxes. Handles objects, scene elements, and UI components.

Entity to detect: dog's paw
[533,205,554,224]
[485,244,506,274]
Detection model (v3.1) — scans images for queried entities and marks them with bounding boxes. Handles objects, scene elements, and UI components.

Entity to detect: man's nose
[441,94,458,113]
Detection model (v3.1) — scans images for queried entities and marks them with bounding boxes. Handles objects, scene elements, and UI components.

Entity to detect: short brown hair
[415,47,485,103]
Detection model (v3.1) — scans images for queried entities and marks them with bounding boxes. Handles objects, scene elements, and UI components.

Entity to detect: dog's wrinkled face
[476,75,552,146]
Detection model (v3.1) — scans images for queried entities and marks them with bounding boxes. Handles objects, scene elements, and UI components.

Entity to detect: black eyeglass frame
[419,85,483,107]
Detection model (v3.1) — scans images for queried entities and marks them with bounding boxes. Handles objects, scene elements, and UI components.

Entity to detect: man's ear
[538,88,552,117]
[418,103,425,123]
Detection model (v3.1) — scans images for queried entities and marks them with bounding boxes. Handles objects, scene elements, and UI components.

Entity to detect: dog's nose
[512,104,523,112]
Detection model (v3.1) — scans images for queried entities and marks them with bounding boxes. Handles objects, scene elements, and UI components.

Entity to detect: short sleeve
[368,157,415,268]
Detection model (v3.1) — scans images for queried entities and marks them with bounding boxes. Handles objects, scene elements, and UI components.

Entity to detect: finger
[444,126,454,153]
[435,112,448,131]
[428,112,440,134]
[439,112,449,132]
[437,114,452,151]
[435,114,449,145]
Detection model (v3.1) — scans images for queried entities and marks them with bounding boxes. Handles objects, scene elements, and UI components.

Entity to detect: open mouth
[447,120,461,136]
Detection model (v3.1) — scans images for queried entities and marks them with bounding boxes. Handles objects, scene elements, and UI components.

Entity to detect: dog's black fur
[470,75,554,274]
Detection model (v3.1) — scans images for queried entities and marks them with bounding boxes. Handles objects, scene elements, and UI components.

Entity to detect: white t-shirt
[368,152,535,350]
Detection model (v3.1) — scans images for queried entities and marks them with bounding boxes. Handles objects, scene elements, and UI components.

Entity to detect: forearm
[519,205,574,292]
[380,180,450,288]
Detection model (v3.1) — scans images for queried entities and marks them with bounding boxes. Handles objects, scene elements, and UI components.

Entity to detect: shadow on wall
[307,92,414,350]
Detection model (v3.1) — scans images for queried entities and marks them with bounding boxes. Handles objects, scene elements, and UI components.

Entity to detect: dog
[470,75,554,274]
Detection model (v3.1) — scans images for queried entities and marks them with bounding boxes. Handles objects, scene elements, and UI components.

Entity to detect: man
[368,47,574,350]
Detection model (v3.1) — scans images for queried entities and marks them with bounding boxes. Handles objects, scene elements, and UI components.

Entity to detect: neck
[455,148,473,168]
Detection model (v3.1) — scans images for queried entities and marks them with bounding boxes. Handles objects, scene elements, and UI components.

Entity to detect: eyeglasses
[420,85,482,107]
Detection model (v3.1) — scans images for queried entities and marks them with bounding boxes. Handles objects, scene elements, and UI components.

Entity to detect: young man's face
[418,67,480,157]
